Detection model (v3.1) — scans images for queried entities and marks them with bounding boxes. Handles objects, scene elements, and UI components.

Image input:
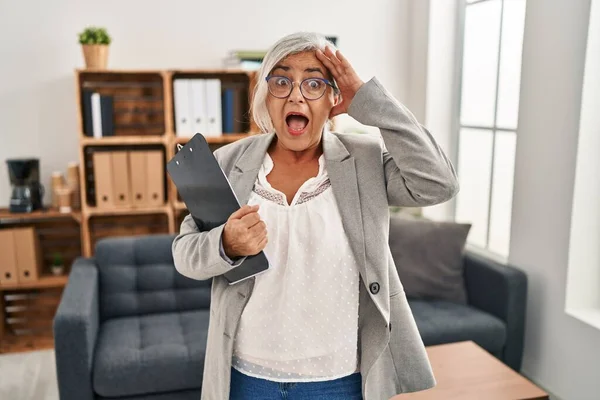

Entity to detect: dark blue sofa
[53,234,526,399]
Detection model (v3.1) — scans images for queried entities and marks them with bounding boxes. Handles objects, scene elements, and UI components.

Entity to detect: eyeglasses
[265,75,338,100]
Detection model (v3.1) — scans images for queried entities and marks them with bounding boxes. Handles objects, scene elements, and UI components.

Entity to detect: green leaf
[78,26,111,45]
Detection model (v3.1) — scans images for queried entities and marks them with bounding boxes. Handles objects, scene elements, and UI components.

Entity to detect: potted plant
[51,252,65,276]
[78,26,111,69]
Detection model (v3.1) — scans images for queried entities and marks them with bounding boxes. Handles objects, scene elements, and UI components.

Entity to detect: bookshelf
[0,208,81,352]
[75,68,260,257]
[0,68,259,353]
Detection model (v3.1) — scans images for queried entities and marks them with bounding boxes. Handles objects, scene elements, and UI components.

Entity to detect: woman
[173,32,459,400]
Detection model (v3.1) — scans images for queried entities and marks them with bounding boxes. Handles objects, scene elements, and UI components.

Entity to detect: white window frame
[452,0,522,260]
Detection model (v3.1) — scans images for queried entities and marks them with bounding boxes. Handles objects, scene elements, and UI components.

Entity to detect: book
[221,88,235,133]
[82,90,114,137]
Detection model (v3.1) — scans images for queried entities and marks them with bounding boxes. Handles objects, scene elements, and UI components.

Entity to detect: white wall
[509,0,600,399]
[565,0,600,328]
[0,0,412,207]
[413,1,600,398]
[421,0,460,222]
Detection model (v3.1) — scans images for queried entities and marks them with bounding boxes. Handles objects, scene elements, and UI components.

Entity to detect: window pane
[496,0,526,129]
[460,0,502,127]
[488,131,516,256]
[455,128,493,248]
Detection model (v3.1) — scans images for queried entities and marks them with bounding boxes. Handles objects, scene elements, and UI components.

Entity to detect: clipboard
[167,133,270,285]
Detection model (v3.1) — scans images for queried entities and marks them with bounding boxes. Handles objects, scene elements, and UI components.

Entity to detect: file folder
[205,79,223,136]
[145,150,165,206]
[13,227,42,282]
[190,79,209,136]
[0,230,18,286]
[93,152,114,208]
[166,133,270,285]
[129,151,148,207]
[91,92,102,138]
[111,151,131,207]
[174,79,193,137]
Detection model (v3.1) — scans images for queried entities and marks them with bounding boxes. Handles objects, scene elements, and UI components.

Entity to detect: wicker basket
[82,44,109,69]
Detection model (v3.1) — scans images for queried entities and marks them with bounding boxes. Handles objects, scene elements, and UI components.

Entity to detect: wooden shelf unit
[174,133,251,145]
[0,69,258,353]
[81,135,167,146]
[0,208,81,224]
[75,68,259,256]
[0,275,69,291]
[0,209,80,353]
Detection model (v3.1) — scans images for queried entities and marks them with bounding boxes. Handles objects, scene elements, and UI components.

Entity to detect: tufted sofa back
[94,234,211,321]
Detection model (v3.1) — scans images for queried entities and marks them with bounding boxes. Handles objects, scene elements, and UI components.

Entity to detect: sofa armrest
[53,257,99,400]
[463,250,527,371]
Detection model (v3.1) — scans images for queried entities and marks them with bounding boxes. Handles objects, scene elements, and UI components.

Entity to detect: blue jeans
[229,367,363,400]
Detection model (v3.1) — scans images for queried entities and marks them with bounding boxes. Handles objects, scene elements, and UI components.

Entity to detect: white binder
[91,92,103,138]
[190,79,209,136]
[204,79,223,136]
[174,79,193,137]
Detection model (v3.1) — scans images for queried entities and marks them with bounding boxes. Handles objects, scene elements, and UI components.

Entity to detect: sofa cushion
[389,214,471,304]
[93,310,209,398]
[408,299,506,354]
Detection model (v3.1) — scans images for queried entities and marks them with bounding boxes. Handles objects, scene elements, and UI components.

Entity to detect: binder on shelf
[111,151,131,207]
[93,152,114,208]
[222,88,235,133]
[82,90,94,137]
[13,227,42,282]
[174,79,193,137]
[145,150,165,206]
[100,95,115,136]
[232,86,247,133]
[0,230,19,286]
[128,151,148,207]
[190,79,209,136]
[204,79,223,136]
[83,90,114,137]
[92,92,103,138]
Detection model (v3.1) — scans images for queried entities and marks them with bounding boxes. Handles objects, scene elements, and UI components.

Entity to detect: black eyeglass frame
[265,75,339,100]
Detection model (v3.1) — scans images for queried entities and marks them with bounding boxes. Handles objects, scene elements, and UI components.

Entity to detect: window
[454,0,526,257]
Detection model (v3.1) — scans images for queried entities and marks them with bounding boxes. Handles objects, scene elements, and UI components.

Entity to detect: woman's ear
[333,93,341,106]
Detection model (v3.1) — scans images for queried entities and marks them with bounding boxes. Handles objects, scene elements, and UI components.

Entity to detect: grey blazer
[172,77,459,400]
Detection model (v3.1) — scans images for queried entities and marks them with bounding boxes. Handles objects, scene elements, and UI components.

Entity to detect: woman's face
[266,51,338,152]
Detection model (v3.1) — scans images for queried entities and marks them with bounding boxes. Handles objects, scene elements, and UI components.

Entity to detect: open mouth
[285,112,309,134]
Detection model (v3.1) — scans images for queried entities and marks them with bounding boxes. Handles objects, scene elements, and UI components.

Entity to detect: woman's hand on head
[222,204,268,258]
[316,47,364,119]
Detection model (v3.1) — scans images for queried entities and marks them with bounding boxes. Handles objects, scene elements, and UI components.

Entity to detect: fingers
[335,50,352,69]
[240,211,261,228]
[229,204,259,221]
[325,47,347,76]
[316,48,342,78]
[316,50,336,75]
[248,220,267,237]
[324,46,342,65]
[256,236,268,252]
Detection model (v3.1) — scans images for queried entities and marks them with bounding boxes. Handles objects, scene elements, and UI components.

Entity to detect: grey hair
[251,32,339,134]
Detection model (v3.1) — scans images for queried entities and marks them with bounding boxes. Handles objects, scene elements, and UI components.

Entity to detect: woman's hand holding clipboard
[167,133,270,285]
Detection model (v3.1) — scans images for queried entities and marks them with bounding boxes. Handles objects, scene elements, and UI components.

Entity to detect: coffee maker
[6,158,45,213]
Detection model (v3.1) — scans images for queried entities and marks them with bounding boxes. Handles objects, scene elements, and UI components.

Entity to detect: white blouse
[231,152,361,382]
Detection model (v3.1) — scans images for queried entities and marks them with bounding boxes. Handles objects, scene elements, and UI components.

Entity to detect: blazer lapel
[227,133,275,205]
[323,132,368,282]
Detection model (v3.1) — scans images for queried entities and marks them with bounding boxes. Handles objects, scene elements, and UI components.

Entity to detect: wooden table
[393,341,548,400]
